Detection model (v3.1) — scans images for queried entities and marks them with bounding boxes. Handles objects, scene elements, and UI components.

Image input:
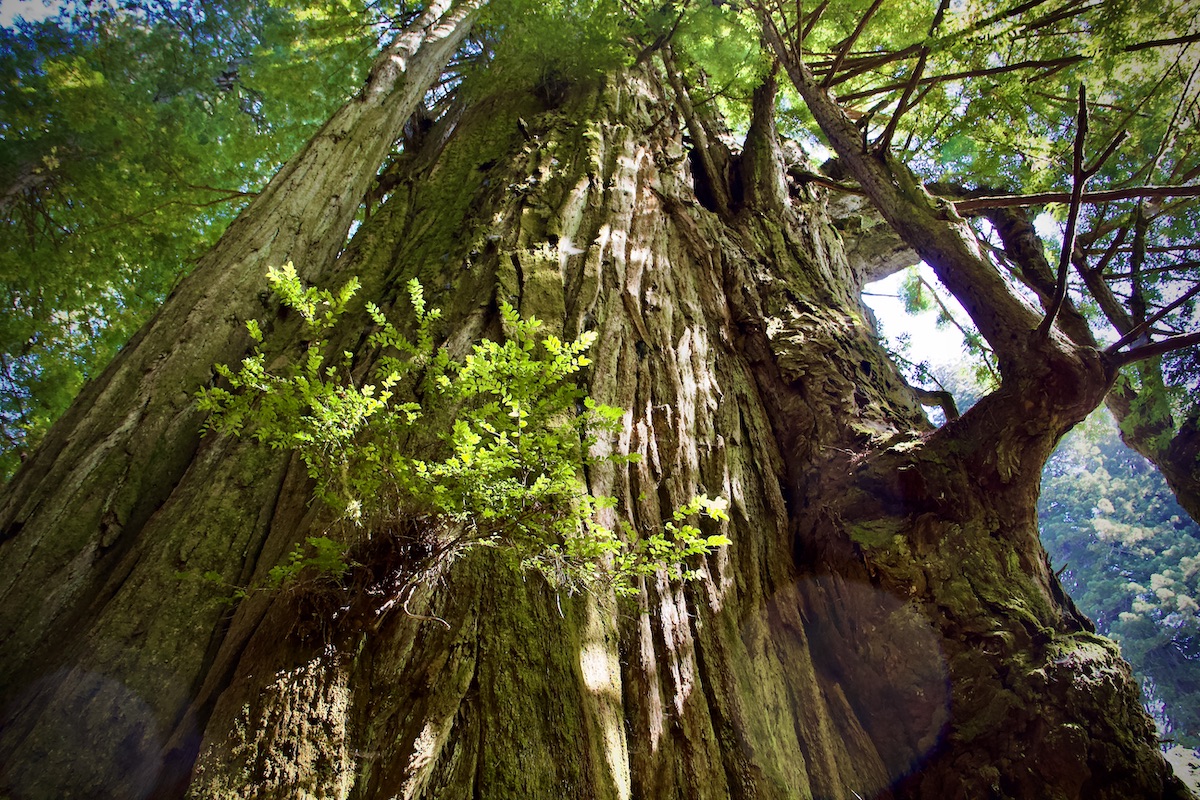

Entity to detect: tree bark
[985,206,1200,526]
[0,55,1189,800]
[0,3,481,796]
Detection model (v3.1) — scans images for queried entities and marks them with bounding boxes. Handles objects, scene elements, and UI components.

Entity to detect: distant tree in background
[1041,412,1200,748]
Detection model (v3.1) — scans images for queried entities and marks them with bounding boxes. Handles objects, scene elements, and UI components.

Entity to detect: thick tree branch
[952,184,1200,212]
[1106,282,1200,356]
[788,164,867,195]
[1071,231,1142,345]
[911,385,961,420]
[986,206,1095,347]
[1109,331,1200,366]
[986,203,1200,526]
[743,73,789,213]
[759,2,798,67]
[0,0,484,554]
[763,18,1049,377]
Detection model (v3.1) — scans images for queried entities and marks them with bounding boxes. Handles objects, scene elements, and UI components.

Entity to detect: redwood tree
[0,2,1196,798]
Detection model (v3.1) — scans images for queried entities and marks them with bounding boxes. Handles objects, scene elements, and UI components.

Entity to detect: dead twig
[875,0,948,154]
[1105,281,1200,356]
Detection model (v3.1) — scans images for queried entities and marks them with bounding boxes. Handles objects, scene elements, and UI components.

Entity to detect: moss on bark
[0,58,1189,800]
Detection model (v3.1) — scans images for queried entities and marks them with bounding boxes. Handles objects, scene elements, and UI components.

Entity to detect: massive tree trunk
[0,51,1189,800]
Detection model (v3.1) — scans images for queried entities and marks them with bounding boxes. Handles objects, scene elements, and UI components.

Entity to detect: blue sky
[1,0,63,26]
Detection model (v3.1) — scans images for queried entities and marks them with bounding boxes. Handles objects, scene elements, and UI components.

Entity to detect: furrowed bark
[760,16,1186,798]
[0,4,481,796]
[0,47,1188,800]
[181,65,902,799]
[188,65,1178,799]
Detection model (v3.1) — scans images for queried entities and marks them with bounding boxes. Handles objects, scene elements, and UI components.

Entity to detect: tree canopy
[0,0,382,475]
[3,1,1200,796]
[4,0,1197,491]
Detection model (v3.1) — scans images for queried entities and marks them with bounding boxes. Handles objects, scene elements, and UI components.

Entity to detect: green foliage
[0,0,379,479]
[878,266,998,395]
[670,2,770,132]
[9,0,1194,497]
[900,267,932,315]
[268,535,353,587]
[466,0,631,100]
[1040,412,1200,747]
[198,268,730,597]
[1115,370,1179,454]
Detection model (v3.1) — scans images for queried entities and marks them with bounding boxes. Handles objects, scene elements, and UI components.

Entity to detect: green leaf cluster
[198,267,730,597]
[268,535,352,588]
[464,0,630,101]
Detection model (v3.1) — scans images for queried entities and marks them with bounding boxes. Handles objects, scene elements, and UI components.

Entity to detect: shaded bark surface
[0,59,1189,800]
[0,2,482,794]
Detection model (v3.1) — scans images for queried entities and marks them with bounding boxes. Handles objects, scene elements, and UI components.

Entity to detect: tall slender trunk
[0,4,480,796]
[0,56,1187,800]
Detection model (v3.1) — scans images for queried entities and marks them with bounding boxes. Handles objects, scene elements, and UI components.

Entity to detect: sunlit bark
[0,4,481,795]
[0,38,1189,800]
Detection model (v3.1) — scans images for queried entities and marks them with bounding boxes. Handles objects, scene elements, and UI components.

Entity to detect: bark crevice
[0,52,1187,800]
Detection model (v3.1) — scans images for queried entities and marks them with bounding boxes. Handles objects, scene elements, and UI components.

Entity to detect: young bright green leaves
[198,267,730,598]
